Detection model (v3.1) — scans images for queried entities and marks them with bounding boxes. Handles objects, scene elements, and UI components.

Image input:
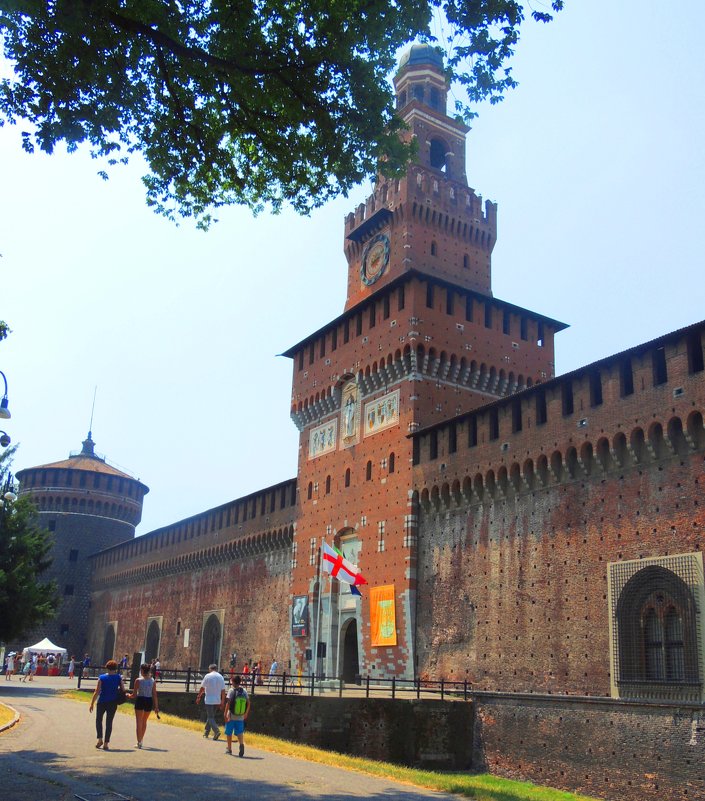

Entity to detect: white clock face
[361,233,390,285]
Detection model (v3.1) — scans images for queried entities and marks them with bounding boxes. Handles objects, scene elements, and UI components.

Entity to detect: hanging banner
[291,595,309,637]
[370,585,397,646]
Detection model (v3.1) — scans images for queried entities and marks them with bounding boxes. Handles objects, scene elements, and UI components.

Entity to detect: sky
[1,1,704,535]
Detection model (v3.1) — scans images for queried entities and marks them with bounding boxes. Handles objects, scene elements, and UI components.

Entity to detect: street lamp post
[0,371,10,420]
[0,472,17,523]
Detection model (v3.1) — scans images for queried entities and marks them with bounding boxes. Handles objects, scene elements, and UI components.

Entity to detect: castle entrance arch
[102,623,116,665]
[341,617,359,683]
[200,612,222,670]
[145,618,161,662]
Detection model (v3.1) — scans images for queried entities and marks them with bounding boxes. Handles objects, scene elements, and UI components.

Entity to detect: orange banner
[370,585,397,646]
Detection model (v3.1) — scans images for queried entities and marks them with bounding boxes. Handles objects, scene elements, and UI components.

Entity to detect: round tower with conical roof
[15,433,149,659]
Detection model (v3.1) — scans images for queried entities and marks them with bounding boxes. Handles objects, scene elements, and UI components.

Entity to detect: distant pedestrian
[82,654,91,679]
[154,658,162,682]
[129,663,159,748]
[224,675,250,757]
[68,655,76,680]
[89,659,125,750]
[268,658,278,687]
[120,654,129,674]
[20,660,31,682]
[195,664,226,740]
[4,653,14,680]
[29,654,37,681]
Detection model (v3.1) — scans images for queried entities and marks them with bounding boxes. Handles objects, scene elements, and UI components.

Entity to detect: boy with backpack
[224,675,250,757]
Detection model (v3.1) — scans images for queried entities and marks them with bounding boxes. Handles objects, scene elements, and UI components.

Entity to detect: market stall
[23,637,68,675]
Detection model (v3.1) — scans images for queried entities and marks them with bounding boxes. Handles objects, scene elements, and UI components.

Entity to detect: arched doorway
[200,613,222,670]
[341,618,359,683]
[145,620,161,662]
[102,624,115,665]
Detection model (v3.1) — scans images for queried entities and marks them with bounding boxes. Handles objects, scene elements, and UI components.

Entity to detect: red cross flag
[321,542,368,588]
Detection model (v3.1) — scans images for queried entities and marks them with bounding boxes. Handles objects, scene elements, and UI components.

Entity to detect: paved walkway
[0,680,461,801]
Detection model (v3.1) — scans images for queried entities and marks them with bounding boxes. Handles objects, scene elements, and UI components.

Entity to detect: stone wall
[472,692,704,801]
[155,691,473,770]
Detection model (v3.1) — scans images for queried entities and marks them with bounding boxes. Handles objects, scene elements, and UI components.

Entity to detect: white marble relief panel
[364,389,400,437]
[308,418,337,459]
[340,379,360,449]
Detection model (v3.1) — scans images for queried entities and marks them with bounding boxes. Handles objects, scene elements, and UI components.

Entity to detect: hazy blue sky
[1,1,703,534]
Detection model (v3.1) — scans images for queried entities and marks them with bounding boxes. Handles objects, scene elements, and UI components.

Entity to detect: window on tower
[429,430,438,459]
[687,331,704,373]
[429,138,448,173]
[620,358,635,397]
[652,346,668,386]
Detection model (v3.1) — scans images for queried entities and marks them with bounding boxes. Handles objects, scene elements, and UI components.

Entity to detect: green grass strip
[63,690,600,801]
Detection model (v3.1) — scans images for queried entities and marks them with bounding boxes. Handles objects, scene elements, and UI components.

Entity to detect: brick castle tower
[16,432,148,659]
[284,45,567,680]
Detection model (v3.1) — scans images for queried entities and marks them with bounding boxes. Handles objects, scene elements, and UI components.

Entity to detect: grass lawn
[65,689,601,801]
[0,702,16,728]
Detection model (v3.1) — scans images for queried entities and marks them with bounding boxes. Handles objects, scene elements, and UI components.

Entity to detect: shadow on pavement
[2,746,440,801]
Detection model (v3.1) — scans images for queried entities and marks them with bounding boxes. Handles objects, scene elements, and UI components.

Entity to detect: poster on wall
[370,585,397,646]
[292,595,309,637]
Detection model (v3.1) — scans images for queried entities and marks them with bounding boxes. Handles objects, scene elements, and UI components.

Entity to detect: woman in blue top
[89,659,125,750]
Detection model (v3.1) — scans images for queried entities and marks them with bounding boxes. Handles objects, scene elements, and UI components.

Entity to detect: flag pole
[314,537,325,680]
[326,559,333,678]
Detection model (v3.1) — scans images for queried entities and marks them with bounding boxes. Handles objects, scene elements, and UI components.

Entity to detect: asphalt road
[0,680,462,801]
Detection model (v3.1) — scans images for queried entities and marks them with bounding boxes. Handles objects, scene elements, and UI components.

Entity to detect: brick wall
[473,693,704,801]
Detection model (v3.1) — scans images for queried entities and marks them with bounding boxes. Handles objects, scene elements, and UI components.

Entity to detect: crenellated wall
[86,479,297,669]
[412,321,705,696]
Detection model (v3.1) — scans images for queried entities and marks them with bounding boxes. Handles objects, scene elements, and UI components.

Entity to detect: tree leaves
[0,451,58,643]
[0,0,562,227]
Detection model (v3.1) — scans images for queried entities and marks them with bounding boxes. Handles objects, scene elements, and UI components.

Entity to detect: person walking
[224,675,250,757]
[4,653,14,680]
[129,663,159,748]
[88,659,125,750]
[268,658,278,688]
[195,663,225,741]
[68,655,76,680]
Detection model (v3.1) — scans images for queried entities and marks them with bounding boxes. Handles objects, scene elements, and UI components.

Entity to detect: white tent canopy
[23,637,67,656]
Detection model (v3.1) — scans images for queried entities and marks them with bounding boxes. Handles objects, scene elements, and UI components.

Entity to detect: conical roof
[18,432,137,480]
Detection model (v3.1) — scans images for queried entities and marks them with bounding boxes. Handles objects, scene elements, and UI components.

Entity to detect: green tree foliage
[0,448,58,643]
[0,1,562,227]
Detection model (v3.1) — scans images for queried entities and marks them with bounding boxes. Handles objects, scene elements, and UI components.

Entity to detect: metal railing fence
[76,665,471,700]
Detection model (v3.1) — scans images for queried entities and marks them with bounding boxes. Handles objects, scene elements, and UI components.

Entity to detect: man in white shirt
[196,664,226,740]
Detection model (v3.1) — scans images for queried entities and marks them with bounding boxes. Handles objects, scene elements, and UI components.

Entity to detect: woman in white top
[128,663,159,748]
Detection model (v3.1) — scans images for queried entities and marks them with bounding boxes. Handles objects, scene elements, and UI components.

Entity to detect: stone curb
[0,703,20,733]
